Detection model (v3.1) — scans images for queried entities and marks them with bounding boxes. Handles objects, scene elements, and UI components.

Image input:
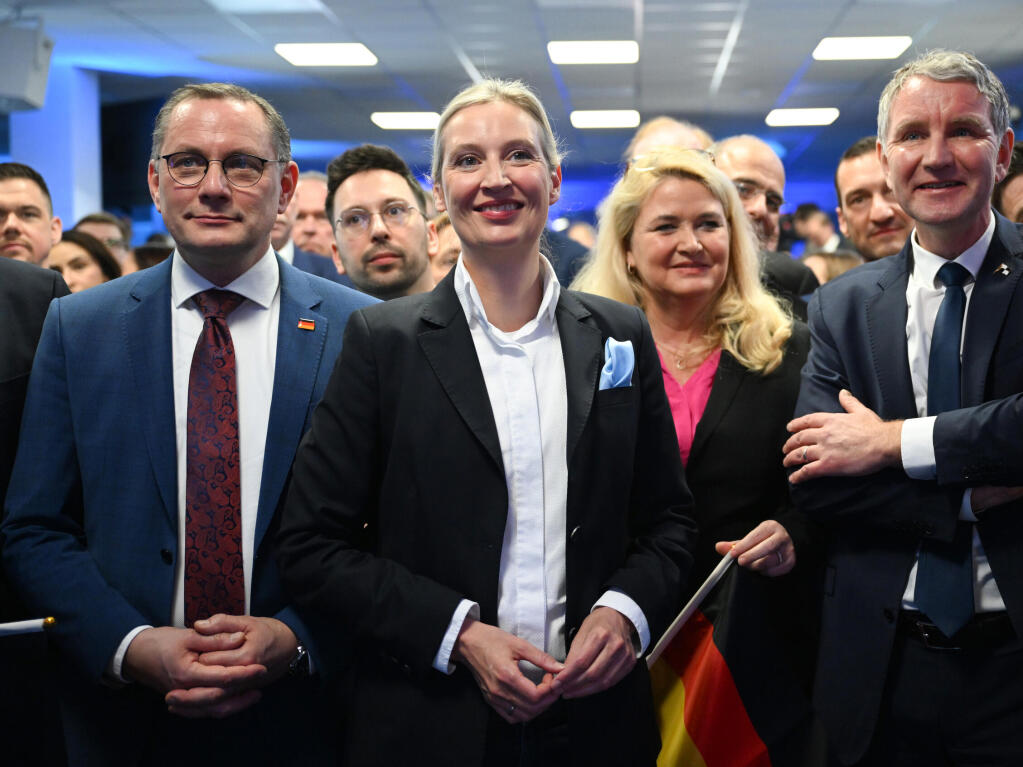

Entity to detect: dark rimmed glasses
[335,203,423,237]
[160,152,286,188]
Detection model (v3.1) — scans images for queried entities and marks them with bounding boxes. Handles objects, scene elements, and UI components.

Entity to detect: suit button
[883,608,895,623]
[160,549,172,565]
[922,526,934,536]
[401,663,412,675]
[569,525,581,542]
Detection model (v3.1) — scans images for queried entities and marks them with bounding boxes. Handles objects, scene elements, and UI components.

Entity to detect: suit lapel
[417,275,504,471]
[124,259,177,527]
[689,351,744,463]
[255,261,328,552]
[865,249,918,418]
[555,291,602,464]
[961,214,1023,406]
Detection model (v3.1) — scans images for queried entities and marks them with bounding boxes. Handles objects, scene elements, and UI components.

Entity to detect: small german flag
[297,318,316,331]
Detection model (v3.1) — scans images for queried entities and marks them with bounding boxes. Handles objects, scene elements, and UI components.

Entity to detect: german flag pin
[297,318,316,331]
[995,263,1011,277]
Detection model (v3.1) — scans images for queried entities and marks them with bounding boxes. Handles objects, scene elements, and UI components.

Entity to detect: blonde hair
[572,148,791,374]
[431,78,560,187]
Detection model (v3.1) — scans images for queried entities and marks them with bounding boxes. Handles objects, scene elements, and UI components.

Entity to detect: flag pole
[647,554,735,666]
[0,616,55,637]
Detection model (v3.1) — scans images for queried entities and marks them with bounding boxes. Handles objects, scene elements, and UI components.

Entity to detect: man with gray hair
[292,170,336,257]
[2,81,374,763]
[783,50,1020,765]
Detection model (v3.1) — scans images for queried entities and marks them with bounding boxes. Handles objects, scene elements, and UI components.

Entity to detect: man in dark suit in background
[784,50,1022,766]
[2,82,374,765]
[713,135,819,318]
[270,169,348,284]
[0,257,68,766]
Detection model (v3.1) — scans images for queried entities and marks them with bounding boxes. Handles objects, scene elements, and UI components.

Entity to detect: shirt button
[160,549,173,565]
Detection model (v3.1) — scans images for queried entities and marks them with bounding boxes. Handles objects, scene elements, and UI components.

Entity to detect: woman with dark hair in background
[43,229,121,292]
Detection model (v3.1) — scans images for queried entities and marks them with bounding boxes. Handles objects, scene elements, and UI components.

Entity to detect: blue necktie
[915,261,973,638]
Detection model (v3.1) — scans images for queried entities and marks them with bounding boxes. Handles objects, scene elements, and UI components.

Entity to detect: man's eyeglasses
[732,180,785,214]
[336,203,423,237]
[160,152,285,188]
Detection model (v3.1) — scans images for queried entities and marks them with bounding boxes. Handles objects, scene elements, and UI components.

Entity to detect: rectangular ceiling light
[765,108,840,127]
[812,36,912,60]
[209,0,327,12]
[570,110,641,129]
[371,112,441,130]
[548,40,639,65]
[274,43,377,67]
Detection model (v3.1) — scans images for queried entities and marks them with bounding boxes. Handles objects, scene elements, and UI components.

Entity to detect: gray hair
[431,78,560,187]
[877,50,1010,150]
[151,82,291,162]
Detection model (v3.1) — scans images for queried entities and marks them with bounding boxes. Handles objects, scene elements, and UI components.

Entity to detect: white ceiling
[3,0,1022,183]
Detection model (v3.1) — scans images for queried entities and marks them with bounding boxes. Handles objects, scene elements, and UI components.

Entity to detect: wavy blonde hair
[572,148,791,374]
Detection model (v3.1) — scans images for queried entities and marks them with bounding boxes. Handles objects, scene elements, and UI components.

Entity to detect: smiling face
[43,240,107,292]
[836,151,912,261]
[433,100,561,264]
[147,97,297,285]
[626,176,730,314]
[0,177,61,263]
[330,168,435,300]
[880,76,1013,257]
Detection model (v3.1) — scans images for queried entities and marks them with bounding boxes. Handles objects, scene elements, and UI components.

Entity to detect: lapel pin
[297,318,316,331]
[994,263,1011,276]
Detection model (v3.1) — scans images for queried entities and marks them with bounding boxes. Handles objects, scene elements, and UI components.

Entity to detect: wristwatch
[288,644,310,677]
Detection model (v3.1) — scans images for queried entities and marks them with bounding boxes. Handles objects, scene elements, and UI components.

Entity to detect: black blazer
[761,250,819,321]
[791,214,1023,764]
[279,272,697,767]
[684,322,812,589]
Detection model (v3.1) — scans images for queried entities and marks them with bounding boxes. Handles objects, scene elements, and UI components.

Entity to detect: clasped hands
[122,614,298,719]
[453,606,637,725]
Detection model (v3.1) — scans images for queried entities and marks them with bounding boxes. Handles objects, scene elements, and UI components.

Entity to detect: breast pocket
[594,385,634,408]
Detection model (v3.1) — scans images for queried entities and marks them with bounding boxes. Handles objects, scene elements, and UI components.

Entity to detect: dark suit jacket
[790,213,1023,765]
[0,258,68,511]
[278,272,697,767]
[1,256,375,765]
[761,250,820,321]
[684,323,812,588]
[291,244,354,288]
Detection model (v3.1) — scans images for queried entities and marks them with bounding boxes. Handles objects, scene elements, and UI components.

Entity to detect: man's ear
[331,239,345,275]
[426,220,439,259]
[147,159,162,213]
[279,161,299,214]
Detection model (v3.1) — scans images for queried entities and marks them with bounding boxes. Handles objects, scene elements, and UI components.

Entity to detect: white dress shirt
[277,238,295,264]
[899,214,1004,611]
[111,247,281,678]
[432,256,648,675]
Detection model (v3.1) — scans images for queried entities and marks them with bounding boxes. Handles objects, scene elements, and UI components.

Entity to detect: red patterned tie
[184,289,247,627]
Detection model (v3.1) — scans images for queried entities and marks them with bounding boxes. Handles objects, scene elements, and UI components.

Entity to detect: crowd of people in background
[0,46,1021,767]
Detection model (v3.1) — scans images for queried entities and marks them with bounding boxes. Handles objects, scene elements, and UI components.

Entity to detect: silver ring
[508,704,516,714]
[776,551,784,565]
[801,447,807,462]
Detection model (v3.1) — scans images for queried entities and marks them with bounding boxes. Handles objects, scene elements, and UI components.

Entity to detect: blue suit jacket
[1,255,375,763]
[791,213,1023,764]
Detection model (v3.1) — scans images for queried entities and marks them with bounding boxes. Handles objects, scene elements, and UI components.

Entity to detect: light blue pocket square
[599,338,634,390]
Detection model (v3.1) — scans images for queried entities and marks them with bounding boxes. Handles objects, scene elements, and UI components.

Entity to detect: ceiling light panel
[370,112,441,130]
[570,110,641,129]
[548,40,639,65]
[274,43,377,66]
[812,36,912,60]
[765,108,840,127]
[208,0,327,12]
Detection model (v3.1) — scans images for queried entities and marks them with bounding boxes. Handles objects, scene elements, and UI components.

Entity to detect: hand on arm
[452,617,563,724]
[715,519,796,576]
[549,607,637,700]
[784,389,903,484]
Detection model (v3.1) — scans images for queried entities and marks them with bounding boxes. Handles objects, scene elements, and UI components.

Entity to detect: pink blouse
[659,348,722,467]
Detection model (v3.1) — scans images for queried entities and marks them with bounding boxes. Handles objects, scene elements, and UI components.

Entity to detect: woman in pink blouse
[573,148,812,590]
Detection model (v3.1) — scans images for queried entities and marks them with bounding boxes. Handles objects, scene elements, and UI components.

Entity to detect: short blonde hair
[572,148,791,374]
[431,78,560,187]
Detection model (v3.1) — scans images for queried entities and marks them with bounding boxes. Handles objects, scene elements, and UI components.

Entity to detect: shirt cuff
[432,599,479,675]
[106,625,153,684]
[592,589,649,656]
[901,415,937,479]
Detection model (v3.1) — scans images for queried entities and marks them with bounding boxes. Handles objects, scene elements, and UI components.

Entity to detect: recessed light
[812,36,912,61]
[274,43,377,67]
[570,110,641,129]
[370,112,441,130]
[548,41,639,65]
[765,108,840,127]
[209,0,327,12]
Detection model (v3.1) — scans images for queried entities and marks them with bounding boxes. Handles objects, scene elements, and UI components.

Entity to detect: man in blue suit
[1,82,374,765]
[783,51,1022,765]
